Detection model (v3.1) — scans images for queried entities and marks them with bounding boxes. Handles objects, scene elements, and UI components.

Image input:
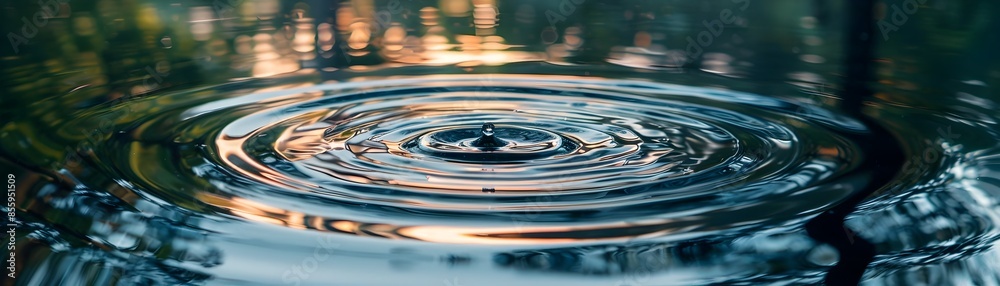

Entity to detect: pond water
[1,0,999,285]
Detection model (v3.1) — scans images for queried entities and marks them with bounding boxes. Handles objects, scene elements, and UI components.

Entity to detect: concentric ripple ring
[108,75,869,243]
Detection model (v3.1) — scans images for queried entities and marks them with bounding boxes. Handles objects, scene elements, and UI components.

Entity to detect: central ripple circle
[408,123,574,162]
[263,84,745,194]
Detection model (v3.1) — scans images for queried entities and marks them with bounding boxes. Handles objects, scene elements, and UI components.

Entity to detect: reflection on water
[1,0,999,285]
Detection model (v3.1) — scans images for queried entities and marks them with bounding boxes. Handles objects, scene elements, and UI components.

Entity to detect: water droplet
[470,122,506,148]
[481,123,495,136]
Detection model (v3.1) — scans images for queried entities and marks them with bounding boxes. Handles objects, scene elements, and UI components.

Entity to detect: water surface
[2,0,999,285]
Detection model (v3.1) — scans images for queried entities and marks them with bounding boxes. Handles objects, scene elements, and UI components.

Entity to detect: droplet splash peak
[470,122,505,149]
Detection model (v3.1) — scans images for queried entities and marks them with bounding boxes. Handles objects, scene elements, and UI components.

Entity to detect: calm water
[2,0,999,285]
